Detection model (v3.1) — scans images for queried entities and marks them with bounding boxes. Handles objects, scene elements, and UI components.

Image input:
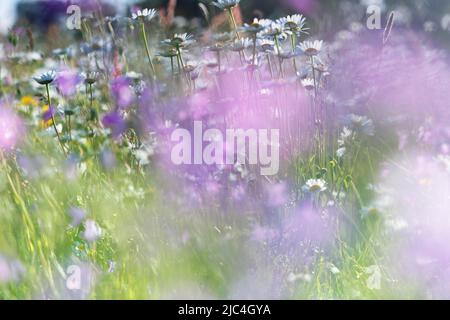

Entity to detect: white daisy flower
[343,114,375,136]
[302,178,327,194]
[230,37,252,52]
[163,33,196,49]
[257,39,275,52]
[263,22,286,38]
[241,18,273,34]
[301,78,315,91]
[299,40,324,56]
[81,71,99,85]
[33,70,56,85]
[131,8,158,21]
[276,14,308,33]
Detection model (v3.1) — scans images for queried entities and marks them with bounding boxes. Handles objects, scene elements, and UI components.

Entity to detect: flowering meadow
[1,0,450,300]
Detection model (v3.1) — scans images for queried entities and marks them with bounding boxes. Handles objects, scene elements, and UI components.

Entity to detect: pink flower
[0,105,24,151]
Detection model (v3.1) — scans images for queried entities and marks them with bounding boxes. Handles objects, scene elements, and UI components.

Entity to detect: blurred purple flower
[82,220,102,243]
[100,148,117,171]
[0,105,24,151]
[251,225,280,243]
[68,207,86,227]
[265,182,288,208]
[56,69,81,96]
[17,154,47,179]
[111,76,135,109]
[102,111,126,138]
[0,254,25,284]
[42,105,55,122]
[282,202,334,247]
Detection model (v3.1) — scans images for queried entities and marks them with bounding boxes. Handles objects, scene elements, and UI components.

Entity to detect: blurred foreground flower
[102,111,126,138]
[56,69,81,97]
[0,254,25,284]
[0,105,24,151]
[111,76,135,109]
[82,220,102,243]
[20,96,38,107]
[41,105,54,128]
[68,207,86,227]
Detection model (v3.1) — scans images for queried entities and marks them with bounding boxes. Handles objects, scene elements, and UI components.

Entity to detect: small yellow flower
[41,105,53,128]
[20,96,38,107]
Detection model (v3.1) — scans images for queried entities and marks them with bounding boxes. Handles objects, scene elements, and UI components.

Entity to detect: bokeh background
[2,0,450,45]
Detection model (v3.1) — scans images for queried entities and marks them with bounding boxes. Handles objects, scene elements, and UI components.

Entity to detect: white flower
[81,71,98,85]
[302,178,327,194]
[287,272,312,283]
[336,147,346,158]
[299,40,323,56]
[301,78,315,91]
[327,263,340,275]
[241,18,273,34]
[364,265,382,290]
[33,70,56,85]
[82,220,102,243]
[212,0,241,10]
[276,14,308,33]
[336,126,354,158]
[126,71,143,80]
[11,51,43,63]
[230,37,252,52]
[163,33,195,48]
[131,8,158,21]
[263,22,286,38]
[251,18,273,29]
[342,114,375,136]
[257,39,275,52]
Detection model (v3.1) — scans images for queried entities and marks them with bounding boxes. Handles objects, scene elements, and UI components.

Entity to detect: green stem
[68,115,72,141]
[217,51,221,72]
[274,36,284,78]
[177,48,192,89]
[227,8,241,40]
[310,56,318,98]
[252,34,257,66]
[290,34,298,73]
[266,55,274,79]
[45,84,66,155]
[140,21,156,79]
[89,83,94,110]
